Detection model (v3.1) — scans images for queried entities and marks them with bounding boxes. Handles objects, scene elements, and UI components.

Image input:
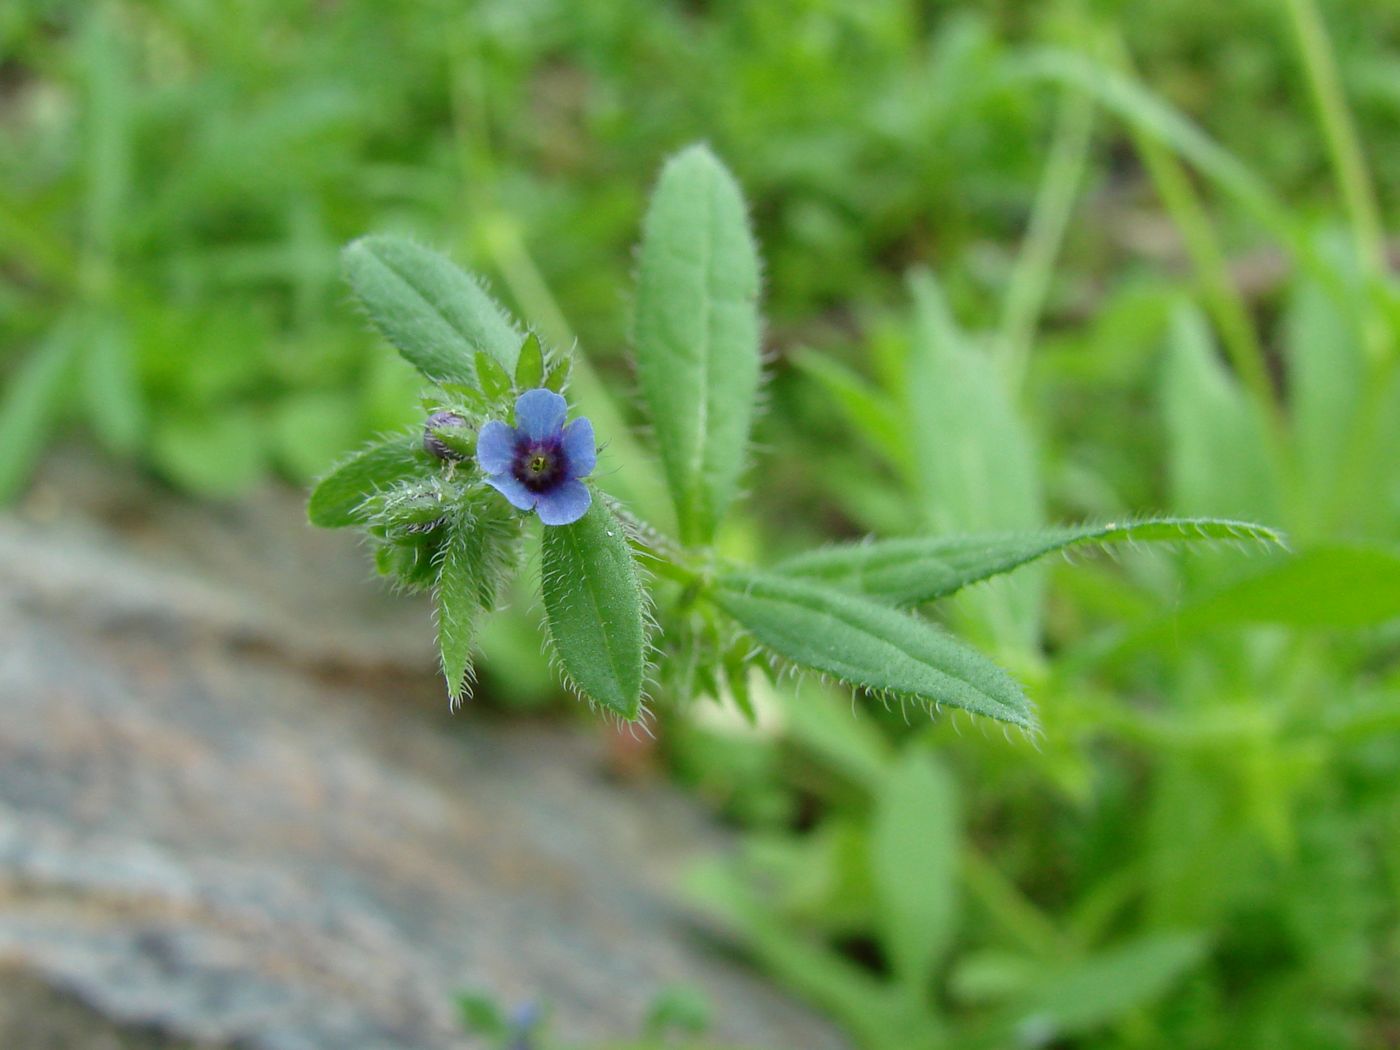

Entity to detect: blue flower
[477,388,595,526]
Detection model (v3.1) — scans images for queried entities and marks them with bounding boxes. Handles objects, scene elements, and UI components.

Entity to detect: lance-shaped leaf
[433,499,521,705]
[0,317,82,504]
[634,144,761,545]
[343,235,522,386]
[777,517,1284,607]
[871,751,959,993]
[541,499,649,719]
[436,515,483,707]
[713,570,1034,729]
[307,433,427,528]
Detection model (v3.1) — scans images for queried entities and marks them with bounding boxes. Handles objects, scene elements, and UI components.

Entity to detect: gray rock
[0,456,847,1050]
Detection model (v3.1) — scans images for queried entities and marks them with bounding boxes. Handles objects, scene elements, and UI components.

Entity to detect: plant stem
[1108,34,1287,440]
[1283,0,1386,281]
[1282,0,1393,368]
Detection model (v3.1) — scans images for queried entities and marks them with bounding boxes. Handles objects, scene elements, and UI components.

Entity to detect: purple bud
[423,410,469,460]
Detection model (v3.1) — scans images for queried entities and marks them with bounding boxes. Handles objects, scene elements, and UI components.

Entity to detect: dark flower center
[513,438,567,492]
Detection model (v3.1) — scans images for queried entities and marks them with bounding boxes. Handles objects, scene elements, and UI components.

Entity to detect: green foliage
[778,518,1284,608]
[307,433,428,528]
[634,145,762,546]
[998,933,1209,1042]
[714,570,1035,729]
[0,318,81,503]
[1163,304,1281,521]
[343,236,522,386]
[514,333,545,391]
[541,500,650,720]
[870,751,958,992]
[1169,545,1400,632]
[436,502,520,707]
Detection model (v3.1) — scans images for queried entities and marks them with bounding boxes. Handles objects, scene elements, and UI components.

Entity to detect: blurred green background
[3,1,1399,1047]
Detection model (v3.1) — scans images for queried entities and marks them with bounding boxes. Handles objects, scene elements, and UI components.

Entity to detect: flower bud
[423,410,470,460]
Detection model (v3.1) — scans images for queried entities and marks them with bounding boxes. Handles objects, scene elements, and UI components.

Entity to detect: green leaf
[1284,237,1367,536]
[634,144,761,545]
[375,532,446,591]
[871,751,959,991]
[713,570,1034,729]
[1179,545,1400,630]
[1163,303,1281,521]
[515,332,545,389]
[342,235,522,386]
[777,517,1285,607]
[643,986,711,1039]
[435,506,514,706]
[907,270,1044,647]
[0,318,82,504]
[1003,933,1207,1040]
[81,317,144,455]
[436,524,479,706]
[541,499,650,719]
[307,432,428,528]
[474,349,511,401]
[368,482,450,535]
[455,993,506,1038]
[543,349,571,393]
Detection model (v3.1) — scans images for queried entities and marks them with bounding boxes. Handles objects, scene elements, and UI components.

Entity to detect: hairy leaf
[713,570,1034,728]
[343,235,522,386]
[436,511,484,706]
[433,499,519,705]
[307,433,427,528]
[777,517,1284,607]
[541,499,649,719]
[634,144,761,545]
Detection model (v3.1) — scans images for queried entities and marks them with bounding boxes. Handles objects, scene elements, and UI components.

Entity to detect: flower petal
[534,479,591,526]
[514,388,567,441]
[561,417,596,478]
[476,420,518,474]
[485,472,537,511]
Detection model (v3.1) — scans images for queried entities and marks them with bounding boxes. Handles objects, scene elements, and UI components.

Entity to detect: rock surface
[0,455,847,1050]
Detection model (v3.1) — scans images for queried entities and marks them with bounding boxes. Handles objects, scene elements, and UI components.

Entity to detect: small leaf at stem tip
[543,350,571,393]
[475,349,513,401]
[515,332,545,390]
